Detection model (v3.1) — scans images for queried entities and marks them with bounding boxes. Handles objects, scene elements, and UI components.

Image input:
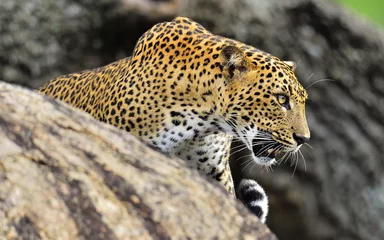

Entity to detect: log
[0,81,276,240]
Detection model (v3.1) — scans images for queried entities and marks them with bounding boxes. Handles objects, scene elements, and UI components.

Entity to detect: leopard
[38,16,310,223]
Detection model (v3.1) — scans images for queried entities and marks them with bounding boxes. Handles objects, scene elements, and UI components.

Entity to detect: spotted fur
[38,17,310,222]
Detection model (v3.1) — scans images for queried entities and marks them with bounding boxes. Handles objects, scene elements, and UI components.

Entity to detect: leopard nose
[293,133,310,146]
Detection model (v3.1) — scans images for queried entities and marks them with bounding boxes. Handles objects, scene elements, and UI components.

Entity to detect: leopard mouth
[251,138,281,165]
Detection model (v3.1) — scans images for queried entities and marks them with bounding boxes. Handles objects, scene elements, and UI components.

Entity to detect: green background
[336,0,384,26]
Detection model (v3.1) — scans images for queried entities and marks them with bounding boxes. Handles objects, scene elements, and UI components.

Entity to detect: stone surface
[1,0,383,239]
[0,81,276,240]
[0,0,176,88]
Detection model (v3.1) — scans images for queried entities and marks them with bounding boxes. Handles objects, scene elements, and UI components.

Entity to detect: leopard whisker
[306,78,335,90]
[241,158,256,171]
[248,162,258,174]
[304,142,315,150]
[291,152,299,178]
[302,146,314,161]
[230,145,251,156]
[298,148,306,172]
[307,72,314,81]
[238,154,253,163]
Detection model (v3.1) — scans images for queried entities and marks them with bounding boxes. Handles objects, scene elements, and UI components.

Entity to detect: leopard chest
[147,112,232,176]
[176,133,232,177]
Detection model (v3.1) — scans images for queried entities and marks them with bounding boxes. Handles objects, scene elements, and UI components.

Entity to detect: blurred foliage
[335,0,384,26]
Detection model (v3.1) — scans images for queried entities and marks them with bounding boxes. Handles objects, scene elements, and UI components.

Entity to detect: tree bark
[177,0,384,239]
[0,81,276,240]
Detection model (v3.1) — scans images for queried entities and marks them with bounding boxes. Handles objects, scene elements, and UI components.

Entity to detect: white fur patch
[238,179,269,223]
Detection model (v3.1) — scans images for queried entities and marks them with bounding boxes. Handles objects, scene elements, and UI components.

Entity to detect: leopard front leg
[176,133,235,196]
[214,157,235,196]
[208,135,235,196]
[176,133,268,222]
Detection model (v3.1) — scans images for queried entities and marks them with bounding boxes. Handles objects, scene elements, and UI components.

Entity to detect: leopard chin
[252,155,277,166]
[251,140,281,166]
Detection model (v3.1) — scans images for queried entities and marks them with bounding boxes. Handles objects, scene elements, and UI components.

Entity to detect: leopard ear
[220,46,250,81]
[283,61,297,72]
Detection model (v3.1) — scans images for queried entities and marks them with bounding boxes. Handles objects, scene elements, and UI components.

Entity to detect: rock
[1,0,383,239]
[0,0,177,88]
[0,81,276,240]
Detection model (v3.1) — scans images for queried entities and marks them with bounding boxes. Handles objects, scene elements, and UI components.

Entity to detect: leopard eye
[276,94,290,110]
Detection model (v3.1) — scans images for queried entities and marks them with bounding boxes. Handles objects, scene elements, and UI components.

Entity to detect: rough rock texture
[1,0,383,239]
[0,81,276,240]
[0,0,176,88]
[178,0,384,240]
